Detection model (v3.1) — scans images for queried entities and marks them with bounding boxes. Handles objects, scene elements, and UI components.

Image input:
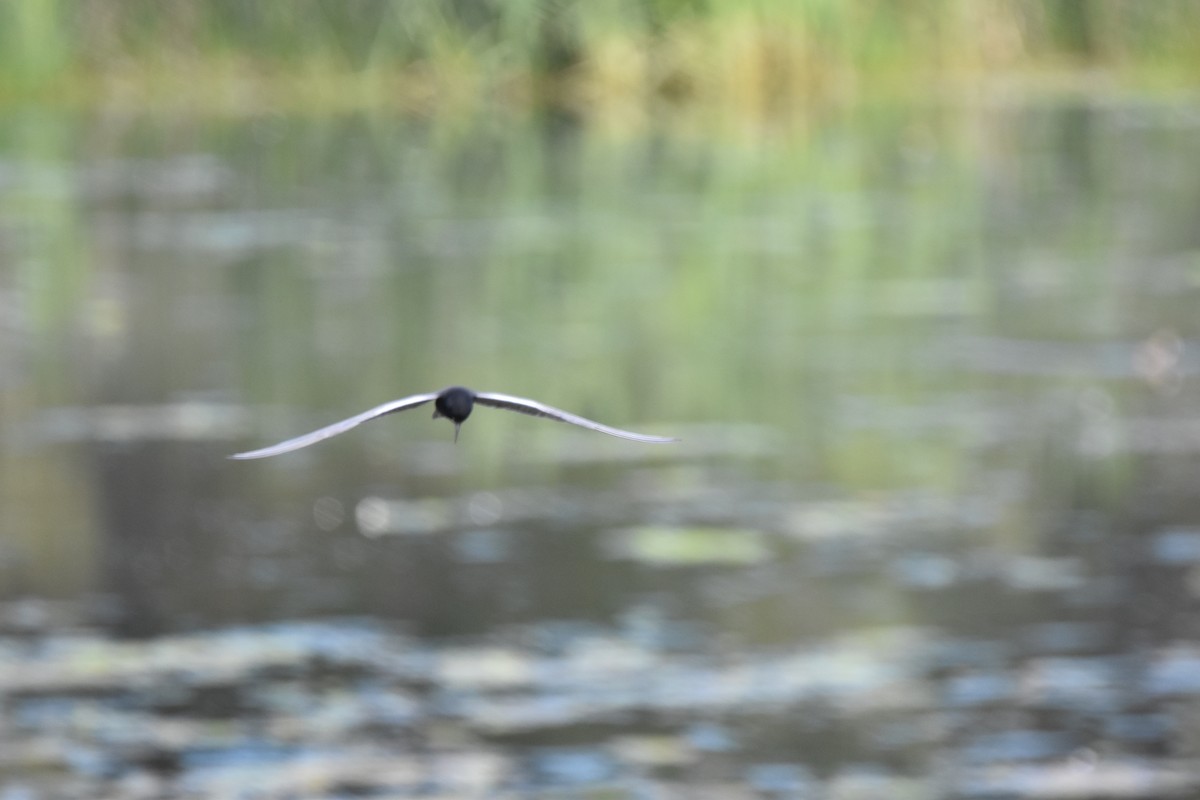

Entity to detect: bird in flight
[229,386,678,459]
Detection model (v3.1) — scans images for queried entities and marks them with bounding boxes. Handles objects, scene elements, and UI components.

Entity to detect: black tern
[229,386,678,459]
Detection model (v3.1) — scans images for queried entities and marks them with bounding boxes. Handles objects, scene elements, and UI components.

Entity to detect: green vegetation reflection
[3,1,1199,112]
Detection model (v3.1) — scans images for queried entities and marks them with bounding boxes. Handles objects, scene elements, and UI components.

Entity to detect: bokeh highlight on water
[4,101,1200,796]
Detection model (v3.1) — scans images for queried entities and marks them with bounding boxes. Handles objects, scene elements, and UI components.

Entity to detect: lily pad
[604,526,769,566]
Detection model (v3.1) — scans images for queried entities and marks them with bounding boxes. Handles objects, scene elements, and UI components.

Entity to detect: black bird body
[230,386,676,459]
[432,386,475,430]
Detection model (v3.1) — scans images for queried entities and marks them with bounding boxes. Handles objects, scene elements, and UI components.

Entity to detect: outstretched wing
[229,392,439,459]
[474,392,677,443]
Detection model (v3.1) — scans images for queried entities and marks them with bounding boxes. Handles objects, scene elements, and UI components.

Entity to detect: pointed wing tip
[228,448,283,460]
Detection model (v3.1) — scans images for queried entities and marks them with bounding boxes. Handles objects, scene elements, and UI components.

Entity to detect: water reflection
[4,101,1200,794]
[4,607,1200,796]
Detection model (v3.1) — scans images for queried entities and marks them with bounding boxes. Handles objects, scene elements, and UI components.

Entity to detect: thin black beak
[454,422,461,443]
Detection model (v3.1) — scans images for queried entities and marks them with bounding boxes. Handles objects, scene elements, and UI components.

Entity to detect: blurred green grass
[3,0,1199,115]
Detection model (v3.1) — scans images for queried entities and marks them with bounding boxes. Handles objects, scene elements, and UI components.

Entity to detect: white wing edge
[228,393,439,459]
[474,392,678,443]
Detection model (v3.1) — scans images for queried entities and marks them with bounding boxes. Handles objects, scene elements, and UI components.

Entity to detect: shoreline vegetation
[3,1,1199,117]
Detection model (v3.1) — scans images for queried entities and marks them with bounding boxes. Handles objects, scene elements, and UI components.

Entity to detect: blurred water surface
[4,99,1200,796]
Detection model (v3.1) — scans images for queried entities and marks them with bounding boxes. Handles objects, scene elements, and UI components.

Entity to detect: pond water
[4,98,1200,797]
